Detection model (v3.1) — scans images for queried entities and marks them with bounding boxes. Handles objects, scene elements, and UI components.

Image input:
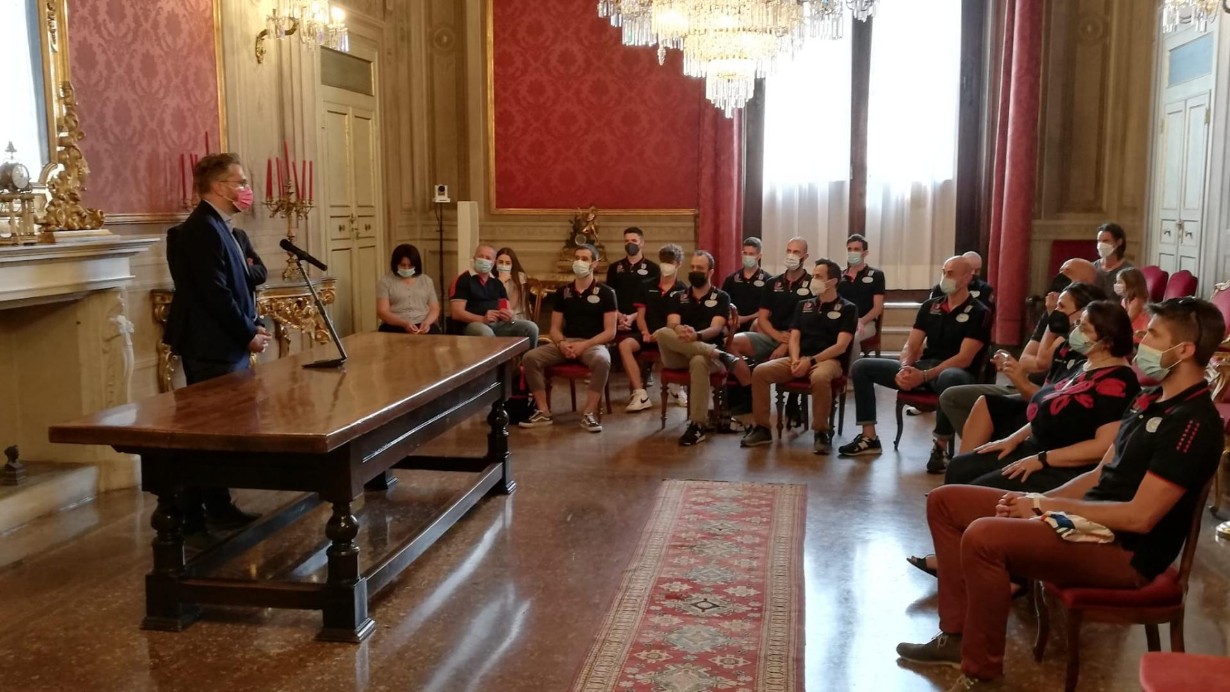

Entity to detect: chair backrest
[1177,479,1215,593]
[1210,281,1230,337]
[1141,265,1169,302]
[1164,270,1198,300]
[1047,240,1098,281]
[527,278,551,326]
[724,304,739,351]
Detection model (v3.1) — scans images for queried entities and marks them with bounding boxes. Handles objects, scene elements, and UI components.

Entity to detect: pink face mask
[231,186,255,212]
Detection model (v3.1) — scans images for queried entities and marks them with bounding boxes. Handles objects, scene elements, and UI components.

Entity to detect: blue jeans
[850,357,975,438]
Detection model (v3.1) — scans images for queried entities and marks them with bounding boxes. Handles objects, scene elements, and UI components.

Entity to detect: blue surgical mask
[1133,342,1179,381]
[396,267,415,278]
[1067,327,1094,355]
[847,252,864,267]
[473,258,494,274]
[939,277,958,295]
[742,255,759,270]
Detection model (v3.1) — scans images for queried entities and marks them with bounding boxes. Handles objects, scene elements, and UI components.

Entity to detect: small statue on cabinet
[2,445,25,486]
[557,206,608,276]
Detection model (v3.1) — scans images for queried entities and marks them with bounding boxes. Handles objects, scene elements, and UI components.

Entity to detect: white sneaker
[518,410,553,428]
[579,412,603,433]
[626,389,653,412]
[669,384,689,408]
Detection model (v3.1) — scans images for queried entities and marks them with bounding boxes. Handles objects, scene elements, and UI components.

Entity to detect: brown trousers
[751,357,843,431]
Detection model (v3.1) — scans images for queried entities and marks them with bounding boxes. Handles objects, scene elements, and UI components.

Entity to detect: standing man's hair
[194,153,243,196]
[847,234,869,252]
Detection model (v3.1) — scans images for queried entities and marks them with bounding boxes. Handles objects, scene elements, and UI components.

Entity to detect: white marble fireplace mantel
[0,231,160,525]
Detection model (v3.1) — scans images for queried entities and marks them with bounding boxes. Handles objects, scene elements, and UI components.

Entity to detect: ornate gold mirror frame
[34,0,105,235]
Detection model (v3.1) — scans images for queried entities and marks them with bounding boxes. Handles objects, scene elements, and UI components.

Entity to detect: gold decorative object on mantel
[556,206,609,277]
[38,82,105,238]
[150,280,338,392]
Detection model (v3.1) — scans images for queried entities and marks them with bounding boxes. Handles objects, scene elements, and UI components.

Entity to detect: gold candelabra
[264,180,314,280]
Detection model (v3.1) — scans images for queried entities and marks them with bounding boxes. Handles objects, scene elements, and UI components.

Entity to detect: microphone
[280,238,328,272]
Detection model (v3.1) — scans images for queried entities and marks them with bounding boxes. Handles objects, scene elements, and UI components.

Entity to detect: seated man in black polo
[897,297,1225,690]
[519,245,618,433]
[620,243,687,412]
[838,233,886,358]
[929,251,995,309]
[606,227,660,338]
[449,244,539,342]
[743,258,857,454]
[731,236,813,363]
[839,256,991,473]
[654,250,752,447]
[721,237,772,331]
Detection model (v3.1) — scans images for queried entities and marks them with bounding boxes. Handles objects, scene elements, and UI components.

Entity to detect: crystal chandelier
[255,1,349,64]
[1161,0,1229,32]
[597,0,876,116]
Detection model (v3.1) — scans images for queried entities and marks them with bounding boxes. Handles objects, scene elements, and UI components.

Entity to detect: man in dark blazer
[232,227,268,289]
[164,152,271,533]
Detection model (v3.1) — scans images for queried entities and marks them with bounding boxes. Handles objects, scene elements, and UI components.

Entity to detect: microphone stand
[434,200,445,331]
[294,257,348,369]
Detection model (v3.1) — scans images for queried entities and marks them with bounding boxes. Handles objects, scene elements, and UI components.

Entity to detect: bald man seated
[838,256,992,473]
[929,251,994,309]
[449,243,540,342]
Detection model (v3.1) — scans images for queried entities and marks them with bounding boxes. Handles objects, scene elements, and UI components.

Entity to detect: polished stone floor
[2,383,1229,692]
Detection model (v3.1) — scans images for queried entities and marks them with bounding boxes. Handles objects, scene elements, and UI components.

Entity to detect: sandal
[906,554,938,578]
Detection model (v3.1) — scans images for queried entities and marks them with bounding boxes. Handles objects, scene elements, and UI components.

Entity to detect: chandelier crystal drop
[596,0,876,116]
[1161,0,1227,33]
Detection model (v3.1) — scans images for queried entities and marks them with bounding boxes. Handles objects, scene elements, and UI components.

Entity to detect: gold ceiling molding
[481,0,696,217]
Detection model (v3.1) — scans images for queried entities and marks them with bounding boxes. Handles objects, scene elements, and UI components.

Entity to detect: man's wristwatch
[1038,450,1050,469]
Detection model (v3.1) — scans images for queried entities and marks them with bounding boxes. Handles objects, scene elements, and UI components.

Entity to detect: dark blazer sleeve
[232,228,267,287]
[181,219,259,346]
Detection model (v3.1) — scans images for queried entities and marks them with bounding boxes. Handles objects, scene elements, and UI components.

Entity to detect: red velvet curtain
[986,0,1044,344]
[697,106,744,279]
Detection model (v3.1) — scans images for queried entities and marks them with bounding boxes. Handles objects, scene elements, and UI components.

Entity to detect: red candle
[266,158,273,200]
[308,161,314,202]
[179,153,186,201]
[300,160,306,199]
[277,157,284,195]
[204,131,210,155]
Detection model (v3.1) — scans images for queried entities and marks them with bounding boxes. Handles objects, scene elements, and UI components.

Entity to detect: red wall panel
[491,0,704,210]
[70,0,221,215]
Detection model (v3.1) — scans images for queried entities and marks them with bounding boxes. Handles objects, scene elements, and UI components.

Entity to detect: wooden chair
[774,340,856,440]
[528,277,613,414]
[892,350,991,452]
[658,305,740,429]
[1033,481,1213,692]
[1141,265,1169,303]
[1163,270,1198,300]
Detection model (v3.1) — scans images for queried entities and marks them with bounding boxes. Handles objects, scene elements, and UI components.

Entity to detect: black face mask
[625,243,640,257]
[1047,311,1071,335]
[688,271,708,288]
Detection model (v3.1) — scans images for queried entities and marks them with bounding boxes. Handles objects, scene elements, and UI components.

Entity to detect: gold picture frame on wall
[482,0,695,217]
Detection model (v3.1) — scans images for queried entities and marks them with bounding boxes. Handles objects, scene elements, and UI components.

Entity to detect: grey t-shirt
[1094,259,1134,297]
[377,273,437,326]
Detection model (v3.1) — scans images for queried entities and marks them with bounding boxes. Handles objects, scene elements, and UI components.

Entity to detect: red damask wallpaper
[491,0,704,210]
[70,0,221,215]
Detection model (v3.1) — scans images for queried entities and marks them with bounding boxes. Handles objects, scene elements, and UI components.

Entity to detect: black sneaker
[679,423,708,446]
[205,503,260,530]
[926,444,951,474]
[813,430,833,455]
[740,425,772,447]
[896,632,962,668]
[837,433,882,457]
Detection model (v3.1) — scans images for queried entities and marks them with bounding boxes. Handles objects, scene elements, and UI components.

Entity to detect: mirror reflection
[1,0,50,171]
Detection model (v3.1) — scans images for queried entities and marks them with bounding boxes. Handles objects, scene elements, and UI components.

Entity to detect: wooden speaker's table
[49,333,529,642]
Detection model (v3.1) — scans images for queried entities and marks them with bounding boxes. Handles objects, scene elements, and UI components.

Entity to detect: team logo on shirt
[637,268,648,275]
[802,301,816,314]
[862,276,873,283]
[796,287,810,296]
[587,294,601,303]
[956,313,969,323]
[971,290,981,298]
[827,310,842,319]
[615,263,626,274]
[754,280,765,287]
[1146,417,1162,433]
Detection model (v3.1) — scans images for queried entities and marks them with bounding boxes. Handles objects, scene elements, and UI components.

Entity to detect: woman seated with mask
[956,282,1106,452]
[495,247,532,322]
[908,300,1139,577]
[1113,267,1150,343]
[376,244,441,334]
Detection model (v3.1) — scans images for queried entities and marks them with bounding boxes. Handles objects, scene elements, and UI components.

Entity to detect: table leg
[488,399,516,495]
[317,500,375,643]
[142,490,200,631]
[364,471,398,492]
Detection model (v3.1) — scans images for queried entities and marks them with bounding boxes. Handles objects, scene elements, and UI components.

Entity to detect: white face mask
[847,252,864,267]
[784,253,802,270]
[397,267,415,278]
[1113,283,1126,297]
[572,260,592,278]
[660,262,678,277]
[496,263,512,274]
[809,278,830,295]
[1096,242,1115,259]
[939,277,958,295]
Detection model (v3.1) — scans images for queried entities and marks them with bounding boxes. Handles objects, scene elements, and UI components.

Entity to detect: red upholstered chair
[545,363,613,414]
[1163,270,1198,300]
[658,306,739,430]
[893,390,942,450]
[1140,266,1169,303]
[1033,481,1213,692]
[1140,652,1230,691]
[1206,282,1230,515]
[773,341,856,440]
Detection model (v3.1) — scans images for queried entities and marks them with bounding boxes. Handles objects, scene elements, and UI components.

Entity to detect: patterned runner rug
[572,480,806,692]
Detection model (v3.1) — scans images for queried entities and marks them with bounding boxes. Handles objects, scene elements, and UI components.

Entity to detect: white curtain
[866,0,962,288]
[761,20,852,275]
[761,1,961,287]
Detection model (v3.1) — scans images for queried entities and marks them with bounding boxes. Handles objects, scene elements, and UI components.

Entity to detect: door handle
[364,223,372,232]
[337,223,346,233]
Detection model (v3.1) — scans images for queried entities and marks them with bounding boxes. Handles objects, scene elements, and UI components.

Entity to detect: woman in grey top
[376,244,441,334]
[1092,222,1133,296]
